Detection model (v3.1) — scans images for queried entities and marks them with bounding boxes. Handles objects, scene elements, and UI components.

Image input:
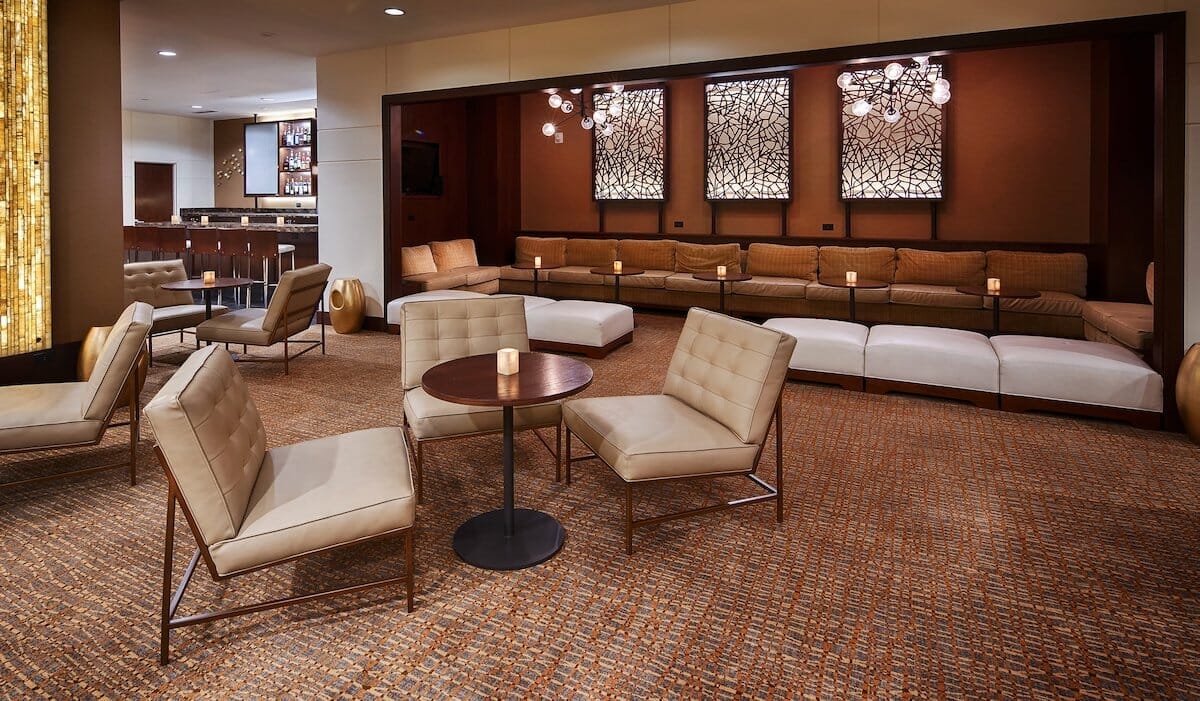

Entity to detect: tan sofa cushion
[818,246,896,282]
[461,265,501,286]
[546,265,607,286]
[745,244,818,279]
[0,383,103,451]
[402,270,469,291]
[617,239,676,271]
[401,244,438,277]
[83,302,154,421]
[403,387,560,440]
[805,282,891,304]
[985,290,1084,317]
[985,251,1088,297]
[124,260,194,308]
[515,236,567,267]
[145,346,268,548]
[208,427,415,576]
[1146,262,1155,305]
[1083,301,1153,352]
[616,270,673,289]
[730,276,809,299]
[430,238,479,271]
[399,296,529,390]
[664,273,721,293]
[894,248,986,287]
[890,283,983,309]
[565,238,617,267]
[675,242,741,273]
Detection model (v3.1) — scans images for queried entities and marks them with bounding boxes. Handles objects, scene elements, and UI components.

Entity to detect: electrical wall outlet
[554,132,564,144]
[822,223,835,231]
[673,220,684,228]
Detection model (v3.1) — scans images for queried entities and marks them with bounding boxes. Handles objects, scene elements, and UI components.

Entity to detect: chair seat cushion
[152,304,229,333]
[385,290,487,326]
[890,283,982,309]
[564,395,760,482]
[762,318,868,376]
[277,243,296,255]
[526,300,634,347]
[730,276,809,299]
[208,427,415,576]
[992,335,1162,412]
[804,282,891,304]
[663,273,720,293]
[403,387,561,440]
[195,308,271,345]
[546,265,607,286]
[865,325,999,392]
[984,291,1083,317]
[402,270,469,292]
[0,382,103,451]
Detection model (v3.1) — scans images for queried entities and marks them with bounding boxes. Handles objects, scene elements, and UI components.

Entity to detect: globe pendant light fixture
[837,56,950,123]
[541,85,624,138]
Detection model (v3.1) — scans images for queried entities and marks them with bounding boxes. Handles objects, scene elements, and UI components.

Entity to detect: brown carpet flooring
[1,312,1198,698]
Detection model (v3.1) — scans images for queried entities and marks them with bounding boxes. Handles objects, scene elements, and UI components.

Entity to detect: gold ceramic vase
[78,325,148,407]
[329,278,366,334]
[1177,343,1200,443]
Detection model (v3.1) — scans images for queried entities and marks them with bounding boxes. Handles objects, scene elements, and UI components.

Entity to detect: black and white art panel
[704,76,791,200]
[592,87,666,200]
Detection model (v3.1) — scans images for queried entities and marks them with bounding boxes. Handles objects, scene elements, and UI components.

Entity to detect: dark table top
[955,285,1041,299]
[693,272,752,282]
[422,352,593,408]
[590,266,645,276]
[512,262,562,270]
[817,276,889,289]
[161,277,254,291]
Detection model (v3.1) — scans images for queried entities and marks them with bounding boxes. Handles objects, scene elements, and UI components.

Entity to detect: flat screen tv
[402,140,442,195]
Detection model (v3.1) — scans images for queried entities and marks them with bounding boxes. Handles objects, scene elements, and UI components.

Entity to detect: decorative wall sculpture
[592,87,666,200]
[0,0,52,356]
[705,76,791,200]
[840,63,945,200]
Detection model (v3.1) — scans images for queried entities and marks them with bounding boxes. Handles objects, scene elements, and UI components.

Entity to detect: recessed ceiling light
[191,105,203,109]
[157,50,177,57]
[384,7,405,15]
[260,97,274,102]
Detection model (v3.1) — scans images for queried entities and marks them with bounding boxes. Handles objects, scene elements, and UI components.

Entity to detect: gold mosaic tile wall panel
[0,0,51,356]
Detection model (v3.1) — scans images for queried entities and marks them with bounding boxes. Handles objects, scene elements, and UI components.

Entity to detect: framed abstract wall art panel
[705,76,791,201]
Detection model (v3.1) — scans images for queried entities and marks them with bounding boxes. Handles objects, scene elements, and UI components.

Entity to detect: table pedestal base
[453,508,564,570]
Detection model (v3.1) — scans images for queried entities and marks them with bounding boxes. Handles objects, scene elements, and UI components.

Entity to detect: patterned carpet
[1,312,1198,698]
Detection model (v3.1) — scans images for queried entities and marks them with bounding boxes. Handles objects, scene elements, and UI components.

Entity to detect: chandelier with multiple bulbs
[837,56,951,123]
[541,85,625,138]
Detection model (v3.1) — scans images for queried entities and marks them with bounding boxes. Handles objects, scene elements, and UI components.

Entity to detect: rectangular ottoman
[992,335,1163,428]
[762,318,867,390]
[526,299,634,358]
[386,290,487,331]
[865,325,999,408]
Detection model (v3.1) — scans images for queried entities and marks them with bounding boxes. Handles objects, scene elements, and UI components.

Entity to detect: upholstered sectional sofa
[1080,263,1154,354]
[497,236,1104,339]
[400,238,500,294]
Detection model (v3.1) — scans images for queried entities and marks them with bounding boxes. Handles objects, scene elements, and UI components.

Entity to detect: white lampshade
[851,99,873,117]
[931,89,951,105]
[913,55,930,65]
[933,78,951,92]
[884,62,904,81]
[601,123,614,136]
[581,116,595,130]
[548,93,563,108]
[836,72,854,90]
[560,100,574,113]
[611,84,624,94]
[593,109,607,125]
[608,101,622,118]
[569,87,583,94]
[883,107,902,123]
[541,122,556,137]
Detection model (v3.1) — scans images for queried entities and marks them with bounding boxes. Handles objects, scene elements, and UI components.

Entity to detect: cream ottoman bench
[865,325,1000,408]
[386,290,487,331]
[525,298,634,358]
[992,335,1163,428]
[762,318,867,390]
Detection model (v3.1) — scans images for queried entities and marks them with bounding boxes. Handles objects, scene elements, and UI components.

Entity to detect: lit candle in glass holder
[202,270,216,285]
[200,215,210,226]
[276,216,285,226]
[987,277,1001,292]
[240,215,250,225]
[846,270,858,285]
[613,260,623,274]
[716,265,727,279]
[497,348,519,376]
[534,256,542,269]
[170,214,181,224]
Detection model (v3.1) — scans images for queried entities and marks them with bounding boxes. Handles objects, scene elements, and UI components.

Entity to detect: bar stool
[158,226,188,262]
[135,225,162,261]
[123,225,139,262]
[277,242,297,280]
[222,228,251,306]
[247,229,279,306]
[187,227,224,301]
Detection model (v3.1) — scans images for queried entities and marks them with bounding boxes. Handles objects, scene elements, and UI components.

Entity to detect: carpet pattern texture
[1,312,1198,698]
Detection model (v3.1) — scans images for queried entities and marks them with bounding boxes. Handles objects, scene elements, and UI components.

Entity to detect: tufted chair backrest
[263,263,332,343]
[400,296,529,390]
[124,260,194,308]
[82,302,153,421]
[663,308,795,445]
[145,346,268,546]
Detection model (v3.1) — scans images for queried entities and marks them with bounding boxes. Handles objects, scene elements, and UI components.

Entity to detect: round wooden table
[511,262,560,296]
[161,277,253,323]
[816,276,888,322]
[956,285,1041,333]
[590,266,644,304]
[422,352,593,570]
[692,272,752,314]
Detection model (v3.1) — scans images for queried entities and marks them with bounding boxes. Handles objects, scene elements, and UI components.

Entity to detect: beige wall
[121,110,215,224]
[316,0,1198,344]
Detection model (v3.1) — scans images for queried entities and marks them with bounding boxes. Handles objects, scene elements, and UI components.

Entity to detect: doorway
[134,161,174,223]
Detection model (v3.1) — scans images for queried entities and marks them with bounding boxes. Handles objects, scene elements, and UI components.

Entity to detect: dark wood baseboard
[1000,395,1162,430]
[865,377,1000,410]
[786,369,864,391]
[530,331,634,359]
[317,313,389,333]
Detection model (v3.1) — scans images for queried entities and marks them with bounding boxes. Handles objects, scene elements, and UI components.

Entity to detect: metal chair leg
[415,441,424,504]
[775,399,783,523]
[564,427,573,485]
[624,483,634,555]
[160,490,177,665]
[555,423,562,482]
[405,529,414,613]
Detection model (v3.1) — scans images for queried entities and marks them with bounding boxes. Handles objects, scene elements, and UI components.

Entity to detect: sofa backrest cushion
[663,308,795,445]
[124,260,194,308]
[1146,262,1155,305]
[818,246,896,282]
[430,238,479,271]
[746,243,818,279]
[985,251,1088,297]
[894,248,986,287]
[675,242,741,273]
[83,302,153,421]
[263,263,332,342]
[617,239,676,271]
[401,245,437,277]
[565,238,617,267]
[145,346,268,549]
[399,296,529,390]
[515,236,567,267]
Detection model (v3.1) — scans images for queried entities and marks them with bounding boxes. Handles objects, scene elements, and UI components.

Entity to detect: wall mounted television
[402,140,442,195]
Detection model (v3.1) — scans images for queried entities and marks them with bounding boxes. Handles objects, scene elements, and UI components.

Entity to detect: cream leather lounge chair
[0,302,152,487]
[399,296,561,502]
[124,259,228,364]
[195,262,330,374]
[146,345,416,664]
[564,308,795,553]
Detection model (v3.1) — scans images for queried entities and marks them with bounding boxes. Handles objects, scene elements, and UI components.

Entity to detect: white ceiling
[120,0,681,120]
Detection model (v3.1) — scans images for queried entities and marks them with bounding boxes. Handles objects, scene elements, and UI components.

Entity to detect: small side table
[161,278,253,344]
[956,285,1041,333]
[590,266,645,304]
[511,262,560,296]
[692,272,752,314]
[816,276,888,323]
